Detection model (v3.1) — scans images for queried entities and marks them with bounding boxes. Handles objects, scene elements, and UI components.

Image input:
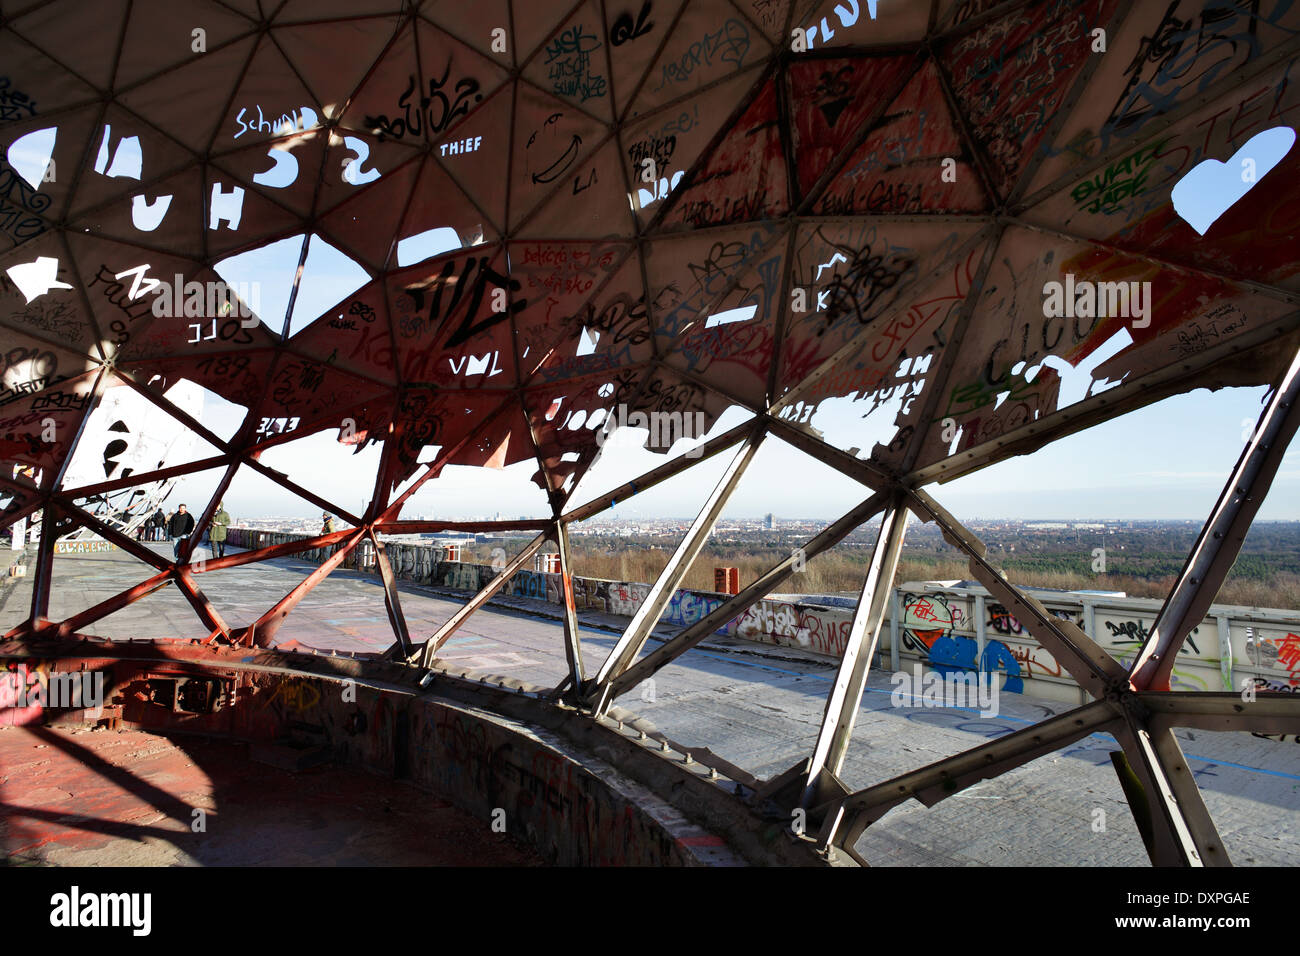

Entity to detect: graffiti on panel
[545,25,607,102]
[1246,631,1300,688]
[608,582,650,617]
[731,599,854,656]
[364,67,484,142]
[1099,616,1201,657]
[653,19,751,93]
[664,589,725,629]
[1099,1,1296,151]
[260,676,321,718]
[901,593,1024,693]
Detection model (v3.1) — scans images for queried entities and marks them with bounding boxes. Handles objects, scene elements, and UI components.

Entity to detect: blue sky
[166,379,1297,522]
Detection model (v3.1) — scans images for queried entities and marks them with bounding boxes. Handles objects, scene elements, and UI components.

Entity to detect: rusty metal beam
[246,529,366,646]
[907,487,1128,699]
[59,454,230,498]
[59,501,172,572]
[192,528,355,573]
[553,519,585,692]
[56,569,174,636]
[173,566,232,640]
[561,419,753,523]
[821,699,1123,854]
[241,456,364,529]
[368,527,413,659]
[179,462,238,566]
[416,532,549,667]
[1129,345,1300,691]
[25,505,60,632]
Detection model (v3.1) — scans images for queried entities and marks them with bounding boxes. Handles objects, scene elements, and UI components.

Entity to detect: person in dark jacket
[169,504,195,560]
[151,508,167,541]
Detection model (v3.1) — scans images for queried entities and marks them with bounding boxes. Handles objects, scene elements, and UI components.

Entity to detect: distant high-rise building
[764,513,775,530]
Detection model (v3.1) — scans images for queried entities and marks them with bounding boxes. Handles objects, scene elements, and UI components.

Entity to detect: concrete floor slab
[0,724,541,866]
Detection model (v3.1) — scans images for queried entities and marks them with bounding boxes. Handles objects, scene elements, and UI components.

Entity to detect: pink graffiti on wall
[0,662,44,726]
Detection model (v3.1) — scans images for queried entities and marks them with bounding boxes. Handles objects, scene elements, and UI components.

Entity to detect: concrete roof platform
[3,546,1298,866]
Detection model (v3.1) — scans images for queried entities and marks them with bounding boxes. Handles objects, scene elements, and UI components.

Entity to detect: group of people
[133,502,231,560]
[125,504,335,562]
[137,508,168,541]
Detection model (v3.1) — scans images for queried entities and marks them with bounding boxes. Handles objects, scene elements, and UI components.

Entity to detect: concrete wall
[0,649,735,865]
[226,529,1300,705]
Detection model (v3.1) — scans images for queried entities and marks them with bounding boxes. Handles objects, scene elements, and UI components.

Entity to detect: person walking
[209,501,230,559]
[151,508,166,541]
[169,504,195,560]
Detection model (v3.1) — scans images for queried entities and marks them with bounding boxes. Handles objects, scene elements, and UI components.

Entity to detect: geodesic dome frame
[2,0,1300,865]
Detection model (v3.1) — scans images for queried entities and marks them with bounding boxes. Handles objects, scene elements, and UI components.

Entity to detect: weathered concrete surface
[3,545,1298,866]
[0,643,776,867]
[0,724,542,866]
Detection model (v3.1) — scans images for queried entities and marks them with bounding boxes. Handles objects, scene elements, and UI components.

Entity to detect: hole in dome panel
[252,423,386,520]
[1022,54,1300,293]
[4,234,106,357]
[896,225,1299,478]
[60,378,222,500]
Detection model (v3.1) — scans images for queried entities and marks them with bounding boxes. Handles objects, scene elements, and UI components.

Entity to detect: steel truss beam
[1130,345,1300,691]
[815,687,1300,861]
[1139,693,1300,735]
[246,529,366,647]
[813,484,1257,867]
[801,494,909,810]
[817,700,1124,854]
[906,488,1128,699]
[609,491,891,700]
[368,528,413,660]
[1112,720,1229,866]
[585,429,765,713]
[416,532,549,668]
[562,420,754,523]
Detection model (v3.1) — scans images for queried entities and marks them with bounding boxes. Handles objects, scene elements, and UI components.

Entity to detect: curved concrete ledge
[0,638,828,867]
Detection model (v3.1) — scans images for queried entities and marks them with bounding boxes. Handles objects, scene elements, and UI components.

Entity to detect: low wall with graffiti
[889,585,1300,705]
[226,529,1300,705]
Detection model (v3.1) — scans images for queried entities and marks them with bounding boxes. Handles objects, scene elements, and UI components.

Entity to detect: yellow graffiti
[264,678,321,713]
